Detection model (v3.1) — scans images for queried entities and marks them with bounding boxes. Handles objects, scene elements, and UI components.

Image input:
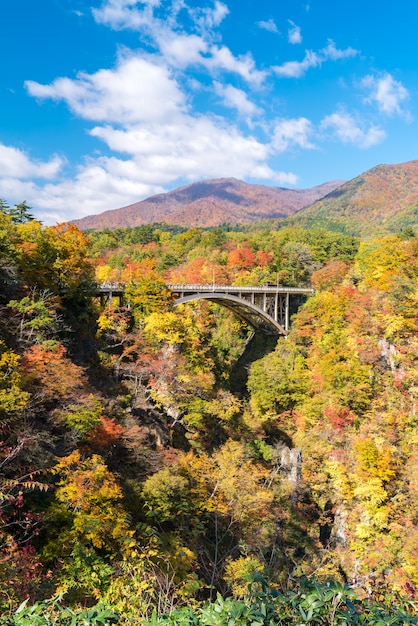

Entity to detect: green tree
[0,199,10,213]
[125,271,173,326]
[0,210,19,298]
[248,339,308,417]
[6,201,34,224]
[7,290,63,348]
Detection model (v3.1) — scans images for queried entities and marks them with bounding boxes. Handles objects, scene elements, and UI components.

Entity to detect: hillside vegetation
[71,160,418,239]
[290,160,418,237]
[0,203,417,623]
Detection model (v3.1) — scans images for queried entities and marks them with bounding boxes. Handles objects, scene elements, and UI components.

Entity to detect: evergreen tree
[6,200,34,224]
[0,198,10,213]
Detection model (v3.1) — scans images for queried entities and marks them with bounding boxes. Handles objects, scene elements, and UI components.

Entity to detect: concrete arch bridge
[97,283,314,335]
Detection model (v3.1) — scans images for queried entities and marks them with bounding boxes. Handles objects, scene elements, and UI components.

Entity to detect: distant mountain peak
[70,177,345,230]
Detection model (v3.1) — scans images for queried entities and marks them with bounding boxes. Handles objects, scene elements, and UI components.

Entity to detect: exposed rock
[280,446,302,486]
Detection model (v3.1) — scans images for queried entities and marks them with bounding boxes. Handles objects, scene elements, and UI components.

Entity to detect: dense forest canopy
[0,203,417,623]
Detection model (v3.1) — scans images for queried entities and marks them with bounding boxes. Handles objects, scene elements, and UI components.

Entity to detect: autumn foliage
[0,206,417,621]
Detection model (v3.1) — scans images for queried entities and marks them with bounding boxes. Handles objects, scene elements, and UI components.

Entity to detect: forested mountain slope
[72,160,418,239]
[0,206,417,623]
[289,160,418,237]
[70,178,344,230]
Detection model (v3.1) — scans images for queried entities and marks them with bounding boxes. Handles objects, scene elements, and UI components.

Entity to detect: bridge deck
[96,283,314,295]
[167,283,314,295]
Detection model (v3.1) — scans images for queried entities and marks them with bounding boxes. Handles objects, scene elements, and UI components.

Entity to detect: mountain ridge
[290,160,418,236]
[70,177,345,230]
[71,160,418,235]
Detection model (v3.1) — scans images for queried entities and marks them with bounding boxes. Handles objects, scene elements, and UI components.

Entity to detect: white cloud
[188,1,229,34]
[270,170,298,186]
[0,161,167,225]
[92,0,158,31]
[93,0,229,35]
[9,50,297,224]
[288,21,302,44]
[0,118,298,223]
[9,1,373,224]
[213,82,262,119]
[203,46,266,85]
[92,0,266,84]
[155,30,266,84]
[272,118,314,152]
[362,73,410,118]
[273,39,359,78]
[90,116,278,183]
[26,55,187,124]
[321,39,358,61]
[158,33,209,67]
[0,143,63,179]
[257,19,279,33]
[19,41,290,224]
[321,111,386,148]
[273,50,320,78]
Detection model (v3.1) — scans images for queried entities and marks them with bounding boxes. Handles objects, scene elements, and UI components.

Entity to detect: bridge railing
[166,283,315,294]
[97,282,125,291]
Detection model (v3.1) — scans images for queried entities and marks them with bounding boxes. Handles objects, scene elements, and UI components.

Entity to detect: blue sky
[1,0,417,224]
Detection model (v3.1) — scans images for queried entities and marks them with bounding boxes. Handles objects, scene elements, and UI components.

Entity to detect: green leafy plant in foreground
[1,578,417,625]
[146,577,418,626]
[0,596,119,626]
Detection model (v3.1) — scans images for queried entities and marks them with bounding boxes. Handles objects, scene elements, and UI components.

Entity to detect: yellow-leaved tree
[45,451,135,601]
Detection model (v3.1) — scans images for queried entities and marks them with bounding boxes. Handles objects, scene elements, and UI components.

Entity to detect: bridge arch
[174,292,286,335]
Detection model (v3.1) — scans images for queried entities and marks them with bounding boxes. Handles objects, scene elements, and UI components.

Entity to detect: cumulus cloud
[14,47,296,223]
[362,73,410,118]
[155,32,266,84]
[205,47,266,85]
[321,111,386,148]
[271,117,315,152]
[7,0,374,224]
[0,125,297,224]
[89,115,284,184]
[0,164,166,225]
[93,0,265,84]
[213,82,262,119]
[154,33,205,68]
[93,0,229,34]
[273,39,358,78]
[25,55,187,124]
[0,143,63,179]
[322,39,358,61]
[288,21,302,44]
